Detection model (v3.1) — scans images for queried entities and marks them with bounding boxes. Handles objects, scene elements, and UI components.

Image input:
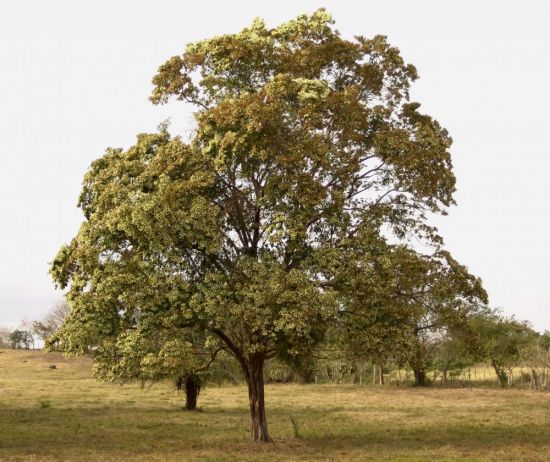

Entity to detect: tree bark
[299,367,315,384]
[351,362,360,384]
[531,369,541,390]
[492,360,508,387]
[442,365,448,384]
[413,368,427,386]
[243,355,272,442]
[184,374,201,410]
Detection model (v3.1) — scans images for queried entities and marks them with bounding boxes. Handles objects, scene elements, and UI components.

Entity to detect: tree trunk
[379,363,385,385]
[184,374,201,410]
[244,355,272,442]
[411,340,428,387]
[352,362,361,384]
[299,367,315,384]
[492,360,508,387]
[531,369,541,390]
[413,368,427,386]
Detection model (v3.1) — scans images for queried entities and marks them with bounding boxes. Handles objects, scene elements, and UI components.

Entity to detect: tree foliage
[470,311,534,387]
[9,329,33,350]
[520,331,550,390]
[339,245,487,385]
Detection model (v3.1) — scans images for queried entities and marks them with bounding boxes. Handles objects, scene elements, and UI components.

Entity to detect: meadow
[0,349,549,461]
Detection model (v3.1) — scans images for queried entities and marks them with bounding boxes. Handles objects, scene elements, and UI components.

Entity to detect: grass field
[0,349,549,461]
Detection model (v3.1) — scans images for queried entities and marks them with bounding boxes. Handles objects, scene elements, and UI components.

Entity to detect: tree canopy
[469,311,534,387]
[50,9,483,442]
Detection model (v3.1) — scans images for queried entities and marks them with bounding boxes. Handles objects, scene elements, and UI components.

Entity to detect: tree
[470,312,534,387]
[9,329,33,349]
[0,327,12,348]
[51,10,463,441]
[520,331,550,390]
[340,246,486,386]
[402,250,487,386]
[89,328,222,411]
[432,330,477,384]
[33,300,71,346]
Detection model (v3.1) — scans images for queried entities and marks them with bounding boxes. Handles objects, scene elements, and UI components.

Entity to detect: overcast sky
[0,0,548,331]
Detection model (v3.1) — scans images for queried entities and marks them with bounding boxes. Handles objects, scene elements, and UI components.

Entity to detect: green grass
[1,349,549,461]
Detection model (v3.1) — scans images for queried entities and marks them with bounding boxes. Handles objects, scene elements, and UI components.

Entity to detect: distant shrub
[38,400,51,409]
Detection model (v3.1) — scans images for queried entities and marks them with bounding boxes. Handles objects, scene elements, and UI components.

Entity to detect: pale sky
[0,1,548,331]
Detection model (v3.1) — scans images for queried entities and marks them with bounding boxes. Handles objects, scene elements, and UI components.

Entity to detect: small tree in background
[33,300,71,347]
[341,246,487,386]
[0,327,13,348]
[470,311,534,387]
[88,329,223,411]
[520,331,550,390]
[9,329,33,349]
[432,329,477,384]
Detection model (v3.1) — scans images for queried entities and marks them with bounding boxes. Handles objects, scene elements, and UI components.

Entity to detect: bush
[38,400,51,409]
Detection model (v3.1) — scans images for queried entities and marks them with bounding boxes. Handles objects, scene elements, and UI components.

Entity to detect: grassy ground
[0,349,549,461]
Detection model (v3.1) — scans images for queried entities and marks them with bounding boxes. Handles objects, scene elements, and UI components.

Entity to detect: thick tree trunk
[379,363,385,385]
[411,339,428,387]
[351,362,361,384]
[185,374,201,410]
[244,355,272,442]
[413,368,427,386]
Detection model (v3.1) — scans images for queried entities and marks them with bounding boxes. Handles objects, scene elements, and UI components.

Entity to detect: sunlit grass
[0,349,549,461]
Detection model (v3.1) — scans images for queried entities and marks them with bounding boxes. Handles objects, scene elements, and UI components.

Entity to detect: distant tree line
[265,309,549,391]
[0,301,70,350]
[0,327,33,349]
[5,298,546,393]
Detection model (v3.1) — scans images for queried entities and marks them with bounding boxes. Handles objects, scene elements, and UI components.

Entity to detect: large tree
[51,10,461,441]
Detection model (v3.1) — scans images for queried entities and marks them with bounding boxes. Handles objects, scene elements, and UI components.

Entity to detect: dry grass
[0,349,549,461]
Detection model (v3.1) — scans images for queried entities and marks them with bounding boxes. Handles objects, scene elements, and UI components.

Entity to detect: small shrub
[38,400,51,409]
